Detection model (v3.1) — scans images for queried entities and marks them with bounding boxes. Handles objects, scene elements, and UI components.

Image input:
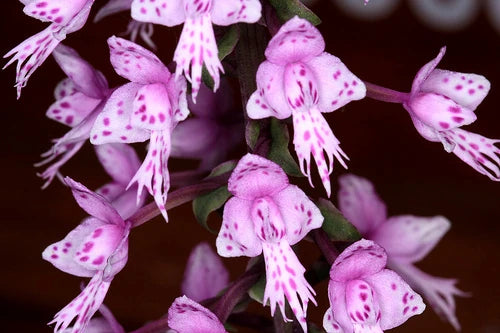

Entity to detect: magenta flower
[247,17,366,197]
[182,242,229,302]
[36,43,110,188]
[168,296,226,333]
[62,304,125,333]
[90,36,189,221]
[323,239,425,333]
[130,0,262,101]
[338,174,466,330]
[42,178,133,333]
[405,47,499,180]
[216,153,323,331]
[4,0,96,98]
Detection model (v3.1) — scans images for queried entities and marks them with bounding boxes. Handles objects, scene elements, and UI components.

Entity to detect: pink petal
[247,61,291,120]
[273,185,323,245]
[372,215,450,264]
[284,62,319,112]
[54,78,78,100]
[446,128,500,181]
[46,92,101,127]
[131,0,185,27]
[250,196,286,242]
[327,280,352,332]
[131,83,174,131]
[262,241,316,332]
[407,92,476,131]
[42,217,105,277]
[95,181,125,203]
[306,53,366,113]
[127,130,171,221]
[411,46,446,95]
[171,118,220,158]
[211,0,262,25]
[391,262,466,331]
[95,143,141,188]
[166,75,189,122]
[337,174,387,236]
[167,296,226,333]
[109,184,146,219]
[90,83,150,145]
[94,0,133,22]
[182,242,229,302]
[49,274,111,333]
[330,239,386,283]
[323,307,345,333]
[419,69,490,111]
[344,279,382,332]
[173,15,223,102]
[23,0,89,26]
[108,36,171,84]
[265,16,325,66]
[363,269,425,330]
[216,197,262,257]
[228,153,289,200]
[65,177,123,225]
[53,44,108,99]
[292,107,348,197]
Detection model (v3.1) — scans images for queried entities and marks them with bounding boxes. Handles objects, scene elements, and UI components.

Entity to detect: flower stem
[364,81,410,104]
[128,316,169,333]
[312,229,339,265]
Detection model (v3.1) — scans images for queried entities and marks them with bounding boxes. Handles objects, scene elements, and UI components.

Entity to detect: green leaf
[317,198,361,241]
[208,160,237,178]
[193,186,231,234]
[248,274,266,305]
[269,0,321,25]
[308,323,326,333]
[202,25,240,89]
[245,119,260,150]
[267,118,303,177]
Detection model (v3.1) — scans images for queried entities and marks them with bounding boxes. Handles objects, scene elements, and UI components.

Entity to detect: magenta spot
[468,89,475,95]
[93,228,103,238]
[51,254,58,259]
[103,118,110,126]
[439,122,450,129]
[303,130,310,141]
[455,85,463,90]
[452,116,464,123]
[80,256,89,262]
[82,242,94,253]
[60,102,70,108]
[92,256,105,266]
[102,130,112,136]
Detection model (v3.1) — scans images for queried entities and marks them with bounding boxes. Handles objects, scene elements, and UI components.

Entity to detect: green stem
[312,229,339,265]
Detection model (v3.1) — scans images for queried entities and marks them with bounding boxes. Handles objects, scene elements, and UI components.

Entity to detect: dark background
[1,0,499,332]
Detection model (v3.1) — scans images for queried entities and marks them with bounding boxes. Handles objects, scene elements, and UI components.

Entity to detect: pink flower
[168,296,226,333]
[247,17,366,197]
[323,239,425,333]
[130,0,262,101]
[405,47,499,181]
[61,304,125,333]
[338,174,467,330]
[42,178,134,333]
[216,153,324,332]
[4,0,96,98]
[182,242,229,302]
[36,43,110,188]
[90,36,189,221]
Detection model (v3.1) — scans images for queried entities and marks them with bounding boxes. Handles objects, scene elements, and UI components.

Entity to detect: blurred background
[1,0,499,332]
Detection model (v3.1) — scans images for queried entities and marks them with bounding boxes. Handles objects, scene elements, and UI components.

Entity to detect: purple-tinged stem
[364,81,410,104]
[129,173,230,228]
[129,316,169,333]
[312,229,340,265]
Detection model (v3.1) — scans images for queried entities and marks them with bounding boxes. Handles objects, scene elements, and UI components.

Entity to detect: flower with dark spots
[168,296,227,333]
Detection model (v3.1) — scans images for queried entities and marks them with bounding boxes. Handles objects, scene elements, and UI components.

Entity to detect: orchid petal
[337,174,387,236]
[247,61,291,120]
[372,215,450,264]
[211,0,262,25]
[262,241,316,332]
[419,69,490,111]
[171,118,219,158]
[46,92,100,127]
[108,36,171,84]
[54,78,78,100]
[306,53,366,113]
[166,75,190,122]
[328,281,353,332]
[228,153,289,200]
[131,0,185,27]
[131,83,174,131]
[345,279,382,332]
[95,181,125,203]
[110,185,146,219]
[292,107,348,197]
[167,296,227,333]
[274,185,323,245]
[95,143,141,187]
[94,0,132,22]
[217,197,262,257]
[284,62,319,112]
[323,307,345,333]
[265,16,325,66]
[182,242,229,302]
[23,0,89,25]
[411,46,446,95]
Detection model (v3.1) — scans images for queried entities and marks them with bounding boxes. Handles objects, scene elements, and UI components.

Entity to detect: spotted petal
[344,279,382,332]
[131,83,174,130]
[211,0,262,25]
[131,0,185,27]
[46,92,101,127]
[182,242,229,302]
[323,307,345,333]
[54,78,78,100]
[411,46,446,95]
[23,0,90,25]
[337,174,387,236]
[167,296,226,333]
[95,143,141,187]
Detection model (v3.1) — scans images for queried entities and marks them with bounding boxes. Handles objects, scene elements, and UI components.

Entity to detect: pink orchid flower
[182,242,229,302]
[323,239,425,333]
[337,174,467,330]
[130,0,262,102]
[94,0,156,49]
[247,17,366,197]
[36,43,110,188]
[405,46,499,180]
[62,303,125,333]
[216,153,323,332]
[90,36,189,222]
[42,178,136,333]
[168,296,227,333]
[4,0,96,98]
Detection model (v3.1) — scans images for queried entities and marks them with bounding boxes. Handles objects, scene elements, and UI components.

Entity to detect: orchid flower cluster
[5,0,499,332]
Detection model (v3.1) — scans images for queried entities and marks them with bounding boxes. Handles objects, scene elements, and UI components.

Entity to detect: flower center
[251,197,286,242]
[184,0,212,17]
[284,62,319,112]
